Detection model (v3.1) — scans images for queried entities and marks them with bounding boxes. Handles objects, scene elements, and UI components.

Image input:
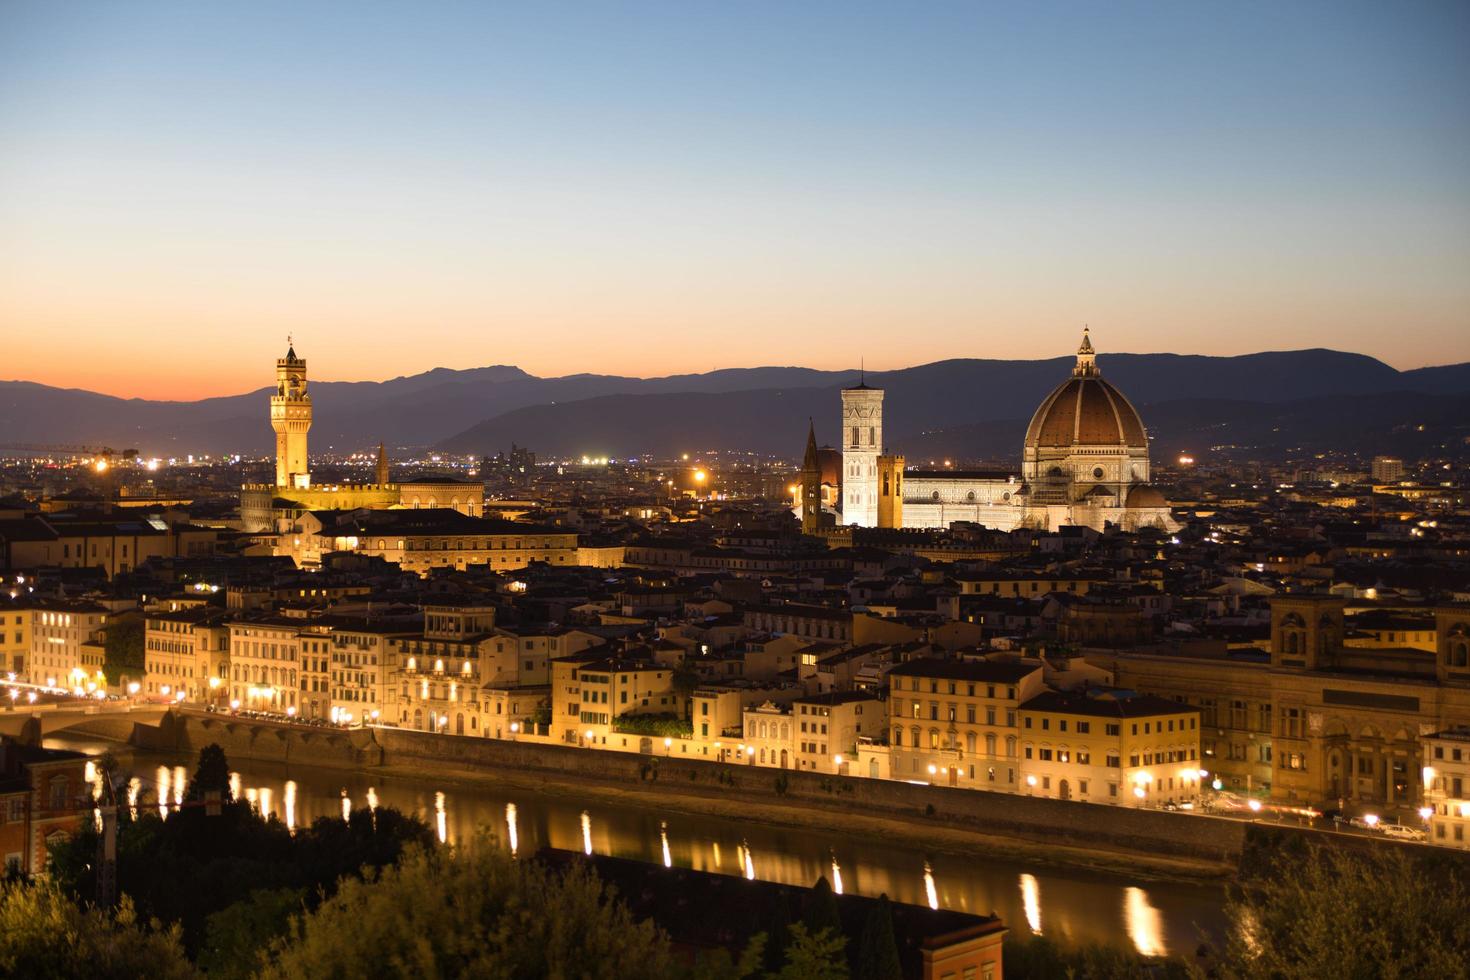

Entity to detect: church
[798,331,1178,534]
[239,344,484,532]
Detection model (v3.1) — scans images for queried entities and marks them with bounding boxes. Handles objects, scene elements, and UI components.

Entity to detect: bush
[612,713,694,738]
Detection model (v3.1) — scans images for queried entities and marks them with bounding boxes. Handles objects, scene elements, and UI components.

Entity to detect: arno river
[50,735,1227,957]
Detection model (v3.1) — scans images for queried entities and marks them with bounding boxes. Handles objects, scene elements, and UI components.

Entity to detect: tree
[759,891,795,973]
[48,743,433,958]
[103,615,145,681]
[257,839,676,978]
[199,887,305,979]
[803,875,843,942]
[769,923,848,980]
[854,894,901,980]
[0,877,194,980]
[1216,840,1470,979]
[185,743,232,802]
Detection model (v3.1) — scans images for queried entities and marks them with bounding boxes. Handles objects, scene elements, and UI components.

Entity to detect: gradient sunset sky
[2,1,1467,400]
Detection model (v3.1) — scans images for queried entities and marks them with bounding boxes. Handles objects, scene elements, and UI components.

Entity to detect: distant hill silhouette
[3,350,1467,461]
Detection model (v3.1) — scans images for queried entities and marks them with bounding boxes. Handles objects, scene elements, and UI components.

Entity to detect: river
[49,734,1227,958]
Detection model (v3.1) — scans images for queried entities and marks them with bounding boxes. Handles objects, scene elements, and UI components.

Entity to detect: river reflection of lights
[660,821,672,868]
[1020,873,1042,935]
[435,791,448,844]
[1125,887,1167,957]
[505,803,518,856]
[739,842,755,880]
[923,862,938,910]
[711,841,722,869]
[581,811,593,855]
[173,766,185,806]
[284,781,297,833]
[157,766,171,819]
[127,777,140,820]
[229,772,241,802]
[831,855,843,895]
[366,787,378,813]
[340,790,351,823]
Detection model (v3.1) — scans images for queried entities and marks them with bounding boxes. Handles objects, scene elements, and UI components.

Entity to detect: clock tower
[270,342,312,489]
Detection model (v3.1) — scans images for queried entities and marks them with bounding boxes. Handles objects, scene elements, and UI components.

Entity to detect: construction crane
[0,444,139,469]
[0,444,140,498]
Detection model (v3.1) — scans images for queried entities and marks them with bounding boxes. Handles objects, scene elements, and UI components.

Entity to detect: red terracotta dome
[1024,330,1147,449]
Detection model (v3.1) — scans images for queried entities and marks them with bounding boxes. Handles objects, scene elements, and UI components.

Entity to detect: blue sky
[2,1,1467,396]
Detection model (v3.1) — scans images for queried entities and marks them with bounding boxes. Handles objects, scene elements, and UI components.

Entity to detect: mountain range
[3,350,1468,462]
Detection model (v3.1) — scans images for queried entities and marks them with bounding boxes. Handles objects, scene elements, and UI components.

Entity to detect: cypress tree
[855,893,902,980]
[804,875,844,941]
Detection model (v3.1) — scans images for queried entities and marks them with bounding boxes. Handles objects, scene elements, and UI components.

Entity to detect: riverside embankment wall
[375,726,1249,865]
[133,713,1247,866]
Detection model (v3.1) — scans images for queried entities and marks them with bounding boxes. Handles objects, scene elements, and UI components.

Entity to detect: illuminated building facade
[1423,727,1470,848]
[805,331,1178,534]
[240,344,484,533]
[27,601,107,690]
[1093,598,1470,810]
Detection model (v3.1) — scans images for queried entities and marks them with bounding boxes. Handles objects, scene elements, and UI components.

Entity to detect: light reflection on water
[62,741,1224,955]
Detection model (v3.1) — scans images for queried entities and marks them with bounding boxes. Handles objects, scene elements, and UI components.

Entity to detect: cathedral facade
[240,345,485,532]
[799,331,1178,534]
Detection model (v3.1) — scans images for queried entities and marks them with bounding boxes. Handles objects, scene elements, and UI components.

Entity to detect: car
[1381,823,1426,841]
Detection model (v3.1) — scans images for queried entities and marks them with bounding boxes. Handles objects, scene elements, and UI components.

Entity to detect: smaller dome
[1126,485,1167,508]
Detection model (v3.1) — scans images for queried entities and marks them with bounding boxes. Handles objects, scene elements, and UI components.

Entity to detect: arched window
[929,729,940,749]
[893,727,903,746]
[965,732,977,754]
[1005,735,1017,758]
[985,732,997,757]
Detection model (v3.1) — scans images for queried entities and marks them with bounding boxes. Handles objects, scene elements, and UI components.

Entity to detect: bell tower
[800,420,822,535]
[270,341,312,489]
[840,377,883,528]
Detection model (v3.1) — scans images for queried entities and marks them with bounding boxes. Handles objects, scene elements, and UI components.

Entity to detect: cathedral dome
[1126,485,1167,508]
[1023,330,1147,450]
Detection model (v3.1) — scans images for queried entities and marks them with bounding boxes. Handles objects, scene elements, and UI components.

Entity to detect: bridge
[0,702,172,744]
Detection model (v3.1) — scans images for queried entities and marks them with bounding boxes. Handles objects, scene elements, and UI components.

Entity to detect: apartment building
[1018,688,1201,807]
[886,657,1046,789]
[143,607,229,702]
[29,601,108,690]
[227,617,303,713]
[1424,727,1470,849]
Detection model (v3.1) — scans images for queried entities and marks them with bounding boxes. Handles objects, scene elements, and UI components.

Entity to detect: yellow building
[0,516,218,579]
[886,657,1046,790]
[143,608,229,702]
[1018,689,1201,806]
[0,605,30,678]
[28,601,108,690]
[227,617,303,714]
[286,508,577,575]
[1093,598,1470,811]
[793,691,885,773]
[550,652,678,747]
[1424,727,1470,848]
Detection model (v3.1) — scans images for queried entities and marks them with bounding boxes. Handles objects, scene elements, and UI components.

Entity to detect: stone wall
[373,726,1248,864]
[135,712,1247,864]
[132,711,381,767]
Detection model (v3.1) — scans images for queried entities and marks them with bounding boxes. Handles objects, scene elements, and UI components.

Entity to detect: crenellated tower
[270,343,312,489]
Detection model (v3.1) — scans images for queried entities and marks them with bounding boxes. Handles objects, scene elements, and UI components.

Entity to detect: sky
[2,1,1467,400]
